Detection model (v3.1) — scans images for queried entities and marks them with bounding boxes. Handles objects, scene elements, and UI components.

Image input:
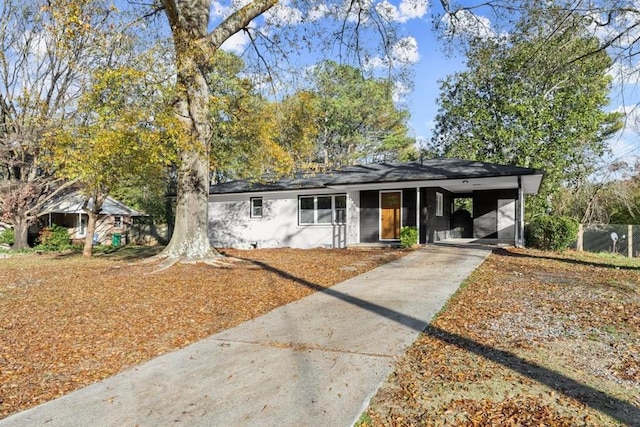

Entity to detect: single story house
[208,159,544,249]
[38,192,142,245]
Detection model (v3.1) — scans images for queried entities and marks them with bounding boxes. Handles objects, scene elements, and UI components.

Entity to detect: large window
[299,195,347,225]
[250,197,263,218]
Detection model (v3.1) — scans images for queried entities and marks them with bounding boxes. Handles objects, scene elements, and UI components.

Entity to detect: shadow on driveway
[235,255,640,425]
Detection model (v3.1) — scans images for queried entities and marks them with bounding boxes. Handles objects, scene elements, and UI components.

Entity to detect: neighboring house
[38,193,143,245]
[209,159,544,249]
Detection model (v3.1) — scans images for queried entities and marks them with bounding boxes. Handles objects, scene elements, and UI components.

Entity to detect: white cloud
[607,61,640,86]
[210,0,253,20]
[393,81,411,103]
[376,0,428,23]
[308,4,332,22]
[210,1,231,20]
[220,30,251,54]
[365,36,420,69]
[606,104,640,161]
[392,36,420,63]
[264,0,304,26]
[441,10,495,40]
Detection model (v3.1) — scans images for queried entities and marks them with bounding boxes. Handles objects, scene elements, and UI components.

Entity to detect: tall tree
[429,6,623,216]
[154,1,410,263]
[208,51,318,182]
[0,0,114,248]
[310,60,415,166]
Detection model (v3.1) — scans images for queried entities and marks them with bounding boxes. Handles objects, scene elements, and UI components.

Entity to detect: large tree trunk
[160,47,219,260]
[160,2,217,261]
[83,212,97,257]
[159,0,278,263]
[163,149,218,260]
[11,215,29,250]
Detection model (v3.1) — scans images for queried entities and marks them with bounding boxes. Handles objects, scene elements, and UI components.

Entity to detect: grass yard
[364,248,640,426]
[0,246,405,419]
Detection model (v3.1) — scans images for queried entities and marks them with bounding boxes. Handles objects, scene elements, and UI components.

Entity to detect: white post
[517,178,525,248]
[628,224,633,258]
[577,224,583,251]
[416,187,421,245]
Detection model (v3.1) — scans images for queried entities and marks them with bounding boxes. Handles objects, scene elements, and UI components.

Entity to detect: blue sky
[210,0,639,167]
[213,0,467,142]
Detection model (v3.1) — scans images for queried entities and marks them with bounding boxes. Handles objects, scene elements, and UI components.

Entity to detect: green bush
[0,228,14,246]
[400,226,418,248]
[36,224,72,251]
[525,215,579,251]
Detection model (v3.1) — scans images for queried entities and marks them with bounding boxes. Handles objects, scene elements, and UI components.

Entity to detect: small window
[250,197,263,218]
[436,192,444,217]
[299,197,315,224]
[113,215,123,228]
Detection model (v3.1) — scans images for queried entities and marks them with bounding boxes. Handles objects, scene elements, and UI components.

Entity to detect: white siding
[346,191,360,245]
[209,192,349,249]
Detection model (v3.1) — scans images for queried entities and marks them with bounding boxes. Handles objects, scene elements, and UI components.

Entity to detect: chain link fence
[576,224,640,257]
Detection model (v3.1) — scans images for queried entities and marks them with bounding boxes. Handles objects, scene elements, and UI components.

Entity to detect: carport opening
[452,197,473,238]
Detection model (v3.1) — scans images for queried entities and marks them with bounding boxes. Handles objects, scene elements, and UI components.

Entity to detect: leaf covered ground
[365,248,640,426]
[0,246,405,419]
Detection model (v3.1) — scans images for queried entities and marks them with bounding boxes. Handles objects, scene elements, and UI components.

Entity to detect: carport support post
[517,177,525,248]
[416,187,420,244]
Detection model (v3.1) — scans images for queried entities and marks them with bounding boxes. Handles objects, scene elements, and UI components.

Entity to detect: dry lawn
[0,246,405,419]
[365,248,640,426]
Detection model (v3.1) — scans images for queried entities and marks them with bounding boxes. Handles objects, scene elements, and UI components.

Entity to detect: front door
[380,191,401,239]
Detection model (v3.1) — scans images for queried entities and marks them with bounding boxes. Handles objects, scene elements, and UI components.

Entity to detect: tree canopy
[429,6,623,216]
[309,60,415,166]
[208,56,416,182]
[48,62,183,256]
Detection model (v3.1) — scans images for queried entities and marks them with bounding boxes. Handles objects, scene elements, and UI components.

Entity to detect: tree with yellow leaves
[48,65,184,256]
[0,0,117,249]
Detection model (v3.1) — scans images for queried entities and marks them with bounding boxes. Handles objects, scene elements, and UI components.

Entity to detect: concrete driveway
[0,243,493,427]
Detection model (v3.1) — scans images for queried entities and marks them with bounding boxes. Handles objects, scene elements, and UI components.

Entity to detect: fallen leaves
[366,247,640,426]
[0,247,405,419]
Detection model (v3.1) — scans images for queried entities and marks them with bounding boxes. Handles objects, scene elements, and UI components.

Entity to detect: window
[334,195,346,224]
[317,196,332,224]
[436,192,444,217]
[250,197,263,218]
[113,215,123,228]
[299,195,347,225]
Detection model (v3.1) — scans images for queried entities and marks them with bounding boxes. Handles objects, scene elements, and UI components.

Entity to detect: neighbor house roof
[38,192,143,216]
[209,159,545,195]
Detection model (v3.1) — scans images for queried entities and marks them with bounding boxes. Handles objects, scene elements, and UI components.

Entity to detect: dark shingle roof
[209,159,544,195]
